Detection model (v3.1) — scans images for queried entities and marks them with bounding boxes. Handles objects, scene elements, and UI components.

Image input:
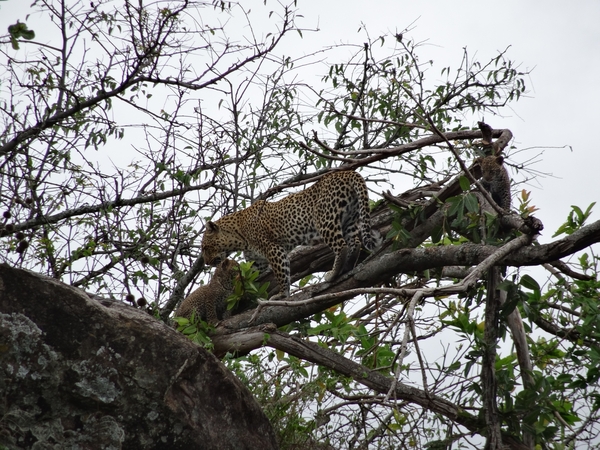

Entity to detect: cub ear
[206,221,219,233]
[495,156,505,165]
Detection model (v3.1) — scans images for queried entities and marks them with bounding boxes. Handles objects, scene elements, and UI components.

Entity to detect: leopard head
[201,220,245,266]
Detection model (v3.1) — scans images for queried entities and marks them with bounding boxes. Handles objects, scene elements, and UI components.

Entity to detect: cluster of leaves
[226,351,331,450]
[226,261,270,313]
[308,307,397,374]
[7,21,34,50]
[440,273,584,444]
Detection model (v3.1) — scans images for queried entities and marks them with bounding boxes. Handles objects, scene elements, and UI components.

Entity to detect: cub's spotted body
[202,171,376,299]
[175,259,239,324]
[477,155,511,211]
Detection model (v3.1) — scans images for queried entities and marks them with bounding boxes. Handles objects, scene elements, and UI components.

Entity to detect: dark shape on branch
[478,121,494,147]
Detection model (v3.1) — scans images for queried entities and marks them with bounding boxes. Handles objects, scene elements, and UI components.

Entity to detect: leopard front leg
[266,245,291,299]
[205,303,219,325]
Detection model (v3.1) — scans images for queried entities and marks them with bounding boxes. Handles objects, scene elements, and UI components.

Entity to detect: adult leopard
[201,171,377,299]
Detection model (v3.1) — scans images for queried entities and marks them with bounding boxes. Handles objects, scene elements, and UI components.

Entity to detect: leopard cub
[476,155,511,211]
[174,259,239,324]
[201,170,378,299]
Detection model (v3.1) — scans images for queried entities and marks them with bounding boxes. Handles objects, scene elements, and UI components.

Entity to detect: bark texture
[0,263,278,450]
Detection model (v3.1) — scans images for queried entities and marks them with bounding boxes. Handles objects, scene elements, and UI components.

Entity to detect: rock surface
[0,263,278,450]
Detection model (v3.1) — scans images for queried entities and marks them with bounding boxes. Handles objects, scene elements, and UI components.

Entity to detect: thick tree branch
[298,129,508,169]
[215,234,532,347]
[209,219,600,341]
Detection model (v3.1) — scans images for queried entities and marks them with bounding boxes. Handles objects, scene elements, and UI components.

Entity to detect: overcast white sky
[1,0,599,246]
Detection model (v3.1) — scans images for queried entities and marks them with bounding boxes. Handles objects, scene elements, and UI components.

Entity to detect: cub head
[214,259,240,287]
[477,155,504,182]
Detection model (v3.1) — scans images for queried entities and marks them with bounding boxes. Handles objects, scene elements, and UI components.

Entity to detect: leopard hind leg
[340,201,362,272]
[317,191,355,282]
[324,219,355,281]
[325,244,350,282]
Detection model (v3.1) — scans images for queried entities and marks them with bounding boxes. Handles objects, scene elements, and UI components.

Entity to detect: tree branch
[0,182,213,236]
[213,327,529,449]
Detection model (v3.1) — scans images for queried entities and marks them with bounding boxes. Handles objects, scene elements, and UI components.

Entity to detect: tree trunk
[482,267,504,450]
[0,264,278,450]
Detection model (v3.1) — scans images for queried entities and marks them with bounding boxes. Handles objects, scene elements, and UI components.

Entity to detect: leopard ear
[206,221,219,233]
[495,156,504,165]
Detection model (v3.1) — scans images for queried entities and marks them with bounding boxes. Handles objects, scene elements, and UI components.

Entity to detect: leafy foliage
[173,313,215,350]
[7,21,35,50]
[226,261,270,312]
[553,202,596,237]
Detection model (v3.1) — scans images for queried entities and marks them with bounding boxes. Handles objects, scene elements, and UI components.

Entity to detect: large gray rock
[0,264,278,450]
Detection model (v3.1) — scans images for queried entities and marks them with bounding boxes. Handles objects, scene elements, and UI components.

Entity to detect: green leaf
[463,193,479,213]
[520,274,540,291]
[446,196,463,217]
[500,295,520,318]
[448,360,461,372]
[299,274,313,288]
[430,225,443,244]
[459,176,471,192]
[553,202,596,237]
